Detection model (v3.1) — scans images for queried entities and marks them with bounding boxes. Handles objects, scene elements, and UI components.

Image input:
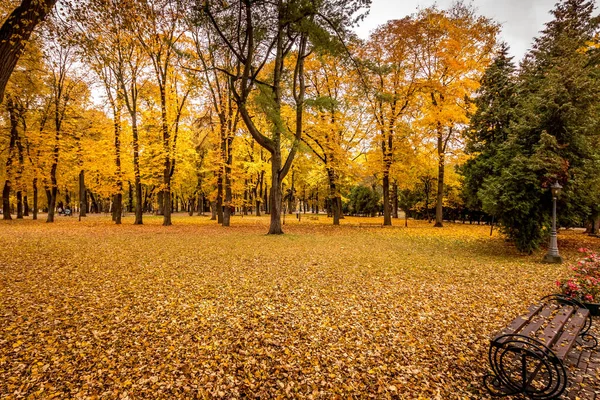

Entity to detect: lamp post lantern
[543,182,563,264]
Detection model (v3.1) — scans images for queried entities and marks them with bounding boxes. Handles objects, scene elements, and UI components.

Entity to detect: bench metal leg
[484,335,567,399]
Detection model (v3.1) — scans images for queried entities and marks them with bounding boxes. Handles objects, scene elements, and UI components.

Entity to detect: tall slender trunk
[223,181,232,225]
[128,181,133,213]
[592,216,600,235]
[382,172,392,226]
[16,191,22,218]
[435,128,445,228]
[32,178,37,220]
[216,167,223,223]
[128,94,143,224]
[256,170,264,216]
[188,197,195,216]
[160,85,172,226]
[269,151,283,234]
[79,170,86,217]
[392,182,399,218]
[2,181,10,220]
[157,191,164,215]
[112,193,122,223]
[210,201,217,220]
[381,124,393,226]
[327,168,340,225]
[264,184,269,214]
[223,134,233,226]
[3,98,18,220]
[197,192,204,216]
[23,194,28,216]
[46,135,59,223]
[46,186,57,223]
[425,189,430,222]
[89,192,98,213]
[47,87,62,223]
[113,101,122,225]
[15,112,24,219]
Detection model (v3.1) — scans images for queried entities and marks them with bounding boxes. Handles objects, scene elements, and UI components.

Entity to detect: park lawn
[0,215,597,399]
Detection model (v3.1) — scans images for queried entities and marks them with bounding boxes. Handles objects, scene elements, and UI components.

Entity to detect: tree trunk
[216,163,223,224]
[198,193,204,216]
[264,184,269,214]
[46,187,57,223]
[129,111,143,224]
[163,180,171,226]
[0,0,57,103]
[32,178,37,220]
[47,99,60,223]
[382,172,392,226]
[16,191,22,218]
[210,201,217,220]
[79,170,86,217]
[2,97,18,220]
[222,135,233,226]
[268,152,283,234]
[113,102,122,225]
[113,193,122,224]
[23,194,28,216]
[46,171,57,223]
[588,211,600,235]
[425,191,430,222]
[159,84,172,227]
[435,132,445,228]
[327,169,340,225]
[2,180,10,220]
[392,182,399,219]
[255,170,263,217]
[188,197,195,216]
[223,190,232,226]
[89,192,98,213]
[157,191,164,215]
[128,181,133,213]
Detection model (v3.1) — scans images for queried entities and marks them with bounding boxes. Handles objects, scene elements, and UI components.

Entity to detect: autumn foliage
[1,217,597,398]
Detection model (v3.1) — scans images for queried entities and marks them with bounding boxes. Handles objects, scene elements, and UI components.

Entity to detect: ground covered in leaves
[1,215,599,399]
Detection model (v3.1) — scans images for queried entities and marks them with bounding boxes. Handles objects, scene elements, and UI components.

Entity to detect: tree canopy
[1,0,599,250]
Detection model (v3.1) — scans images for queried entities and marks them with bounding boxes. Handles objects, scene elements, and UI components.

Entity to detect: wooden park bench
[484,295,597,399]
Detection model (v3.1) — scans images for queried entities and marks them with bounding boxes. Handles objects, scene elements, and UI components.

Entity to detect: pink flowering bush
[556,248,600,303]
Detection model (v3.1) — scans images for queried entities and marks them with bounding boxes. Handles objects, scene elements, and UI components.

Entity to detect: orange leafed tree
[358,18,420,226]
[412,4,498,227]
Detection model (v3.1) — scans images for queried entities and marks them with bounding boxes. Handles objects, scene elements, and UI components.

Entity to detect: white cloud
[353,0,557,61]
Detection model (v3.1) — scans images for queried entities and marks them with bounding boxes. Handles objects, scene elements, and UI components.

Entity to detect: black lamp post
[543,182,563,264]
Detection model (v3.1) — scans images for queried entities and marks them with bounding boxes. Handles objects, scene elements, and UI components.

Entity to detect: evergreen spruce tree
[475,0,600,253]
[461,43,517,212]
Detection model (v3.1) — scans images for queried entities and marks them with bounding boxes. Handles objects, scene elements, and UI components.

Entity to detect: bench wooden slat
[494,303,556,344]
[493,303,544,341]
[517,304,558,339]
[551,308,590,360]
[537,305,575,350]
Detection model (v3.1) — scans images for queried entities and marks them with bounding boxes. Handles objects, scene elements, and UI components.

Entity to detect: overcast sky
[353,0,559,62]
